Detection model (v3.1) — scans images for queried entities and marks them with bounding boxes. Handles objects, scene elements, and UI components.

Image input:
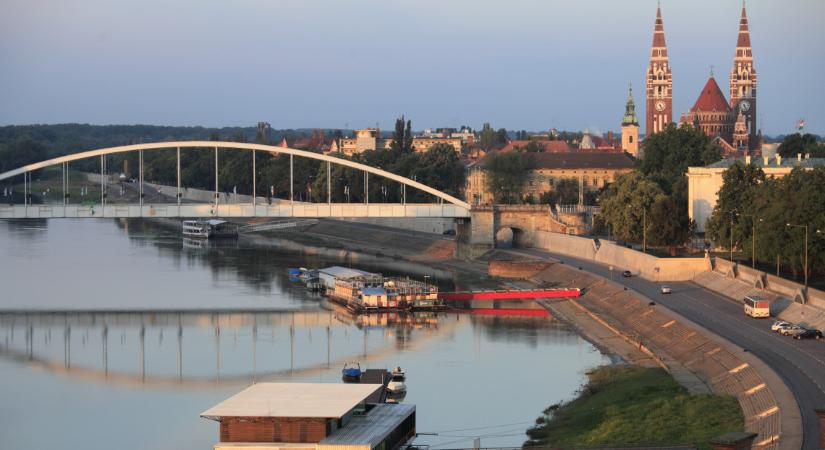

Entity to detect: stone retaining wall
[532,231,710,281]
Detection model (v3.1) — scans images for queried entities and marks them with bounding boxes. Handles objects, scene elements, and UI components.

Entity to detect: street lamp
[738,213,763,269]
[786,223,809,289]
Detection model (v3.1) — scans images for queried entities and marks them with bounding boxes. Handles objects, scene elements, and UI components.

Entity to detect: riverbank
[523,365,743,450]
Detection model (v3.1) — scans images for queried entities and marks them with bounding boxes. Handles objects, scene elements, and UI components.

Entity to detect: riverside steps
[529,262,795,450]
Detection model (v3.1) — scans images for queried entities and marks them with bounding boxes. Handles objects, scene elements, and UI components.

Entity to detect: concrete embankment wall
[534,264,790,449]
[712,258,825,308]
[531,231,710,281]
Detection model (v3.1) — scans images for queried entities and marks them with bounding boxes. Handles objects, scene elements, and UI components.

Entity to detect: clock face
[739,100,751,112]
[655,101,666,112]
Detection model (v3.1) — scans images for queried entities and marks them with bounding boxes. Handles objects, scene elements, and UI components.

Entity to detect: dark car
[794,329,823,340]
[621,270,632,278]
[442,229,456,236]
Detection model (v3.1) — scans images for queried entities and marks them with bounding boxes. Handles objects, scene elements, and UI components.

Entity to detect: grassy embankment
[524,366,743,450]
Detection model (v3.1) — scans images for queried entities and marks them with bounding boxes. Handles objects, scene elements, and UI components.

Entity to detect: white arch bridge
[0,141,470,219]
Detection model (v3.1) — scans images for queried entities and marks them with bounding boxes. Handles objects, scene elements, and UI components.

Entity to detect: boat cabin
[201,383,416,450]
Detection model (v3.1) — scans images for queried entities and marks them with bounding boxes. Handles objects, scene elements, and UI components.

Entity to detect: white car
[771,321,791,332]
[660,286,672,294]
[780,325,805,336]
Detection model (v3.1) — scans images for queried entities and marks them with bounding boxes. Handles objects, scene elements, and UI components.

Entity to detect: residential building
[687,154,825,232]
[333,128,461,155]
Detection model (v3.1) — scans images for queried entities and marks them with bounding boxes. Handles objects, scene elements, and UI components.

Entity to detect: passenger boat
[386,366,406,394]
[341,363,362,382]
[181,219,238,239]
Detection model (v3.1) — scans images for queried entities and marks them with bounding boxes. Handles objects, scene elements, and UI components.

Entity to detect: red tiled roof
[501,140,572,153]
[691,77,731,112]
[530,152,635,170]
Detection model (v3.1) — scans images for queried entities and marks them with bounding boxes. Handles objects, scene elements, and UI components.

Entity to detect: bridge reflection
[0,307,450,389]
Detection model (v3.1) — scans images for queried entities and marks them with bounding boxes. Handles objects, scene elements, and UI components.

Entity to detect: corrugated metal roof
[319,266,376,280]
[200,383,381,419]
[319,404,415,447]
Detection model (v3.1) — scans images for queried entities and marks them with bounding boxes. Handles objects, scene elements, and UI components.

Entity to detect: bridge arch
[0,141,470,219]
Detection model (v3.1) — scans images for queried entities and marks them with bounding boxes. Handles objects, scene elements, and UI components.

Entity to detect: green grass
[524,366,743,450]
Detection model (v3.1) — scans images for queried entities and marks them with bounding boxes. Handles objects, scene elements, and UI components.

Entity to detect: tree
[647,196,695,255]
[496,128,508,145]
[705,162,765,252]
[777,133,825,158]
[598,172,664,244]
[390,116,406,153]
[638,123,722,194]
[479,123,497,151]
[404,119,414,153]
[484,151,531,203]
[554,179,580,204]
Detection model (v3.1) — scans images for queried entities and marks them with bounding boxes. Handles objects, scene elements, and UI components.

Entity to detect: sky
[1,0,824,136]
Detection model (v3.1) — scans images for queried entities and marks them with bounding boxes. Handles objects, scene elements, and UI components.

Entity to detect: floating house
[201,383,416,450]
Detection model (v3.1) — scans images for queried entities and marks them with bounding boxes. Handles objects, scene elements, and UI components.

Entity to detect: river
[0,219,608,450]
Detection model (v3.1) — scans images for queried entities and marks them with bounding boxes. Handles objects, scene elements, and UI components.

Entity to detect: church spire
[645,3,672,136]
[737,1,751,48]
[623,84,639,126]
[730,0,757,151]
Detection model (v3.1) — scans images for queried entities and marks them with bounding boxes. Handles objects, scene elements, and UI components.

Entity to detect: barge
[181,219,238,239]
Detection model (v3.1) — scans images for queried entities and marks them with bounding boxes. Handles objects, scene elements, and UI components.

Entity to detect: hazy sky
[1,0,823,135]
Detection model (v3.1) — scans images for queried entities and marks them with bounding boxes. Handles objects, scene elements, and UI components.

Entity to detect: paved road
[512,247,825,450]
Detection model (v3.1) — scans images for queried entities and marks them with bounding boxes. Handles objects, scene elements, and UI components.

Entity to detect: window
[629,136,634,143]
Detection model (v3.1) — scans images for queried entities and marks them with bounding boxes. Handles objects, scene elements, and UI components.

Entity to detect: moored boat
[387,366,407,394]
[182,219,238,239]
[341,363,362,382]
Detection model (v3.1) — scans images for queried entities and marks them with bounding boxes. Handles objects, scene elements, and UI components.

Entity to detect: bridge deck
[0,203,470,219]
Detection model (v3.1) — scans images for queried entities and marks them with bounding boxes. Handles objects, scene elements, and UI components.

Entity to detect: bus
[744,295,770,318]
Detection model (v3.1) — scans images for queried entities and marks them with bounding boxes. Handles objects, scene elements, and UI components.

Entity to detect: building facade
[334,129,461,156]
[465,152,635,205]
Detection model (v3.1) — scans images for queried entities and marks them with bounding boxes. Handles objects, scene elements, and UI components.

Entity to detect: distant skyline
[1,0,823,135]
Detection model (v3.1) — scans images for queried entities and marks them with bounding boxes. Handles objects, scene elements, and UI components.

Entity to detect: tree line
[706,163,825,280]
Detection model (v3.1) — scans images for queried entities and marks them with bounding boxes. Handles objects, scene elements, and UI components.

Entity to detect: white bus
[744,295,770,318]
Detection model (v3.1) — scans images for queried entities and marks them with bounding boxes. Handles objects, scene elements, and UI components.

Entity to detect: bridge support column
[252,149,256,209]
[176,147,181,212]
[214,147,219,207]
[289,154,293,204]
[139,150,144,206]
[327,161,331,204]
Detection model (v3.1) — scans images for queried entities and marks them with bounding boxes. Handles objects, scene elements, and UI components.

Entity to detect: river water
[0,219,608,450]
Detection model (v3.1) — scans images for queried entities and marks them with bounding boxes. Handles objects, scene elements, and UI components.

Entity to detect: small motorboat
[387,366,406,394]
[342,363,362,382]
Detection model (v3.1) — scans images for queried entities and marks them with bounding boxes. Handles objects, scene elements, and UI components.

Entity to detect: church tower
[646,4,673,137]
[729,1,757,151]
[622,84,640,157]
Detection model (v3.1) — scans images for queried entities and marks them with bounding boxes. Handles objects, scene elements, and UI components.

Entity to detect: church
[642,2,760,155]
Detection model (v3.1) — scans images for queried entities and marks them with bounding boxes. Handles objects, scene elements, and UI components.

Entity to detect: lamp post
[738,213,762,268]
[728,210,734,262]
[786,223,808,289]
